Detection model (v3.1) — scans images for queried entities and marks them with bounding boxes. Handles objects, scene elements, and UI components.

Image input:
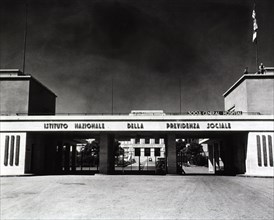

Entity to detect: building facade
[0,69,273,176]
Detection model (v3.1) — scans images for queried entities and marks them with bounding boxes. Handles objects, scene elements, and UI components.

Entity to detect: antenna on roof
[22,1,28,74]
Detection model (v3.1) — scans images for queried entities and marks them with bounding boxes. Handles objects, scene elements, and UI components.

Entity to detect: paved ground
[1,175,273,220]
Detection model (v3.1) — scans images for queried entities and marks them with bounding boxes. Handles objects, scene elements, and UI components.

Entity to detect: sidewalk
[1,175,273,219]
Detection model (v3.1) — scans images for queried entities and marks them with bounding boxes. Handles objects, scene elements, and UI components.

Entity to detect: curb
[237,174,274,178]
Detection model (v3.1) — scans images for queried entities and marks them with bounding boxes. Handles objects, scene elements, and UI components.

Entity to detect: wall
[0,132,27,175]
[246,78,274,115]
[224,75,274,115]
[224,80,247,112]
[29,78,56,115]
[0,80,29,114]
[246,132,274,176]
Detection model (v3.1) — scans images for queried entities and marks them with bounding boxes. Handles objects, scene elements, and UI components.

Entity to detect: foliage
[82,140,99,157]
[114,140,124,156]
[176,139,186,153]
[177,140,207,166]
[78,140,99,167]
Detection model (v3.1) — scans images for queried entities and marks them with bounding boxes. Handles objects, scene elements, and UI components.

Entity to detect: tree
[82,140,99,156]
[114,140,124,156]
[80,140,99,167]
[185,142,206,166]
[177,141,207,166]
[176,139,186,153]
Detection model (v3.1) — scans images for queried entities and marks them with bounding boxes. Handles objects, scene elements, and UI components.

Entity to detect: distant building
[120,138,165,163]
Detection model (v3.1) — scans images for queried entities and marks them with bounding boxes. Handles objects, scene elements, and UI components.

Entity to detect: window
[154,148,161,157]
[135,148,140,156]
[144,148,151,157]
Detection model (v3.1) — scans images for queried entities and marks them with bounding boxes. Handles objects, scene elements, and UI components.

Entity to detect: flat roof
[0,114,273,121]
[0,69,57,97]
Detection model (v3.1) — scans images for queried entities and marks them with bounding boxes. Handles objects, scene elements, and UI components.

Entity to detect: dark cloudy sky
[1,0,273,114]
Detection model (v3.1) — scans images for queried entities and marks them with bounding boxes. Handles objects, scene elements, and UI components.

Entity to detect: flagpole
[252,2,259,71]
[111,74,114,115]
[179,77,181,114]
[22,2,28,74]
[255,38,259,71]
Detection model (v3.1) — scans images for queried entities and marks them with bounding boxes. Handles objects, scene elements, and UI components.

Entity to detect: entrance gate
[56,141,99,174]
[114,139,166,174]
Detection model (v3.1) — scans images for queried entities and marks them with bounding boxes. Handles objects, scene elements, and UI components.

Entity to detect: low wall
[0,132,26,175]
[246,132,274,176]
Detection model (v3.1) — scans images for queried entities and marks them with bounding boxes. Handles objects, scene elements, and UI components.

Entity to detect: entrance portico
[1,114,273,176]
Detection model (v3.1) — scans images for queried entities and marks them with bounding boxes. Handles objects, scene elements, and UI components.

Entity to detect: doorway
[56,138,99,174]
[114,137,166,174]
[176,138,224,175]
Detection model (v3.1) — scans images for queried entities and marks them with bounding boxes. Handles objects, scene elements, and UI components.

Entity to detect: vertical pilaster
[166,134,176,174]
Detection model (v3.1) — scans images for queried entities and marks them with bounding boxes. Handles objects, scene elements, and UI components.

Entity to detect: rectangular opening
[10,136,15,166]
[268,135,273,167]
[15,136,21,166]
[4,136,10,166]
[262,135,268,166]
[256,135,262,166]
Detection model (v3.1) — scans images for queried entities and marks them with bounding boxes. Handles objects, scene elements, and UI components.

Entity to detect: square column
[99,133,114,174]
[166,134,176,174]
[71,145,76,172]
[208,144,215,173]
[64,143,70,172]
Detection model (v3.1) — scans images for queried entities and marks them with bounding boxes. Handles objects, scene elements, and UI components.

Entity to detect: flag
[252,7,258,42]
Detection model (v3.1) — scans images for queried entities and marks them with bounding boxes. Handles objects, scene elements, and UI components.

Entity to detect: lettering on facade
[166,123,200,129]
[127,123,144,129]
[207,123,231,129]
[187,111,242,115]
[74,123,105,129]
[44,123,68,129]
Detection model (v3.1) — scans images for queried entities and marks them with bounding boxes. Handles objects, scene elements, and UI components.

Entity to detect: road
[1,175,273,219]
